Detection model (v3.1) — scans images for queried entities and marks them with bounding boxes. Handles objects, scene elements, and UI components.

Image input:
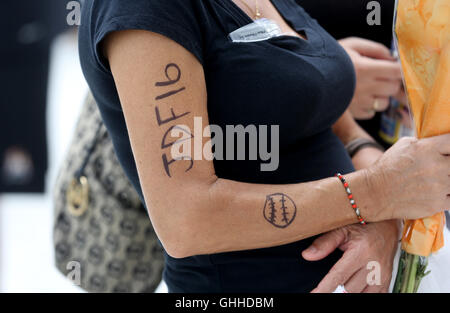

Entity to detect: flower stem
[406,255,419,293]
[400,253,413,293]
[393,250,406,293]
[393,252,429,293]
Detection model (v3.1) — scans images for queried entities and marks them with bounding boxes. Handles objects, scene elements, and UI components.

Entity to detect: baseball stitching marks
[263,193,297,228]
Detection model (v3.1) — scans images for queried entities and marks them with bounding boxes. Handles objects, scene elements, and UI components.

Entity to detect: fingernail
[305,246,317,254]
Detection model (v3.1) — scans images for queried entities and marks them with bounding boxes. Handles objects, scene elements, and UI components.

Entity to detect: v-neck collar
[220,0,326,56]
[225,0,308,30]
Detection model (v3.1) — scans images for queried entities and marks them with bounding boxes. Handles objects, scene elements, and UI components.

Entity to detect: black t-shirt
[79,0,356,292]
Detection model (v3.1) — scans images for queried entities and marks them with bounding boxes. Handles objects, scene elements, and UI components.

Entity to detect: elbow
[161,227,208,259]
[163,243,191,260]
[156,204,216,259]
[161,222,199,259]
[150,178,222,259]
[164,243,198,260]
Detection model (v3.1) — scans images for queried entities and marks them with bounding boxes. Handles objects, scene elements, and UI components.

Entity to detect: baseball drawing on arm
[263,193,297,228]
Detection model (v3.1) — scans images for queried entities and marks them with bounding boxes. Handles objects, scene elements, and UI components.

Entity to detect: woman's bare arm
[332,110,385,170]
[333,109,372,145]
[103,30,450,259]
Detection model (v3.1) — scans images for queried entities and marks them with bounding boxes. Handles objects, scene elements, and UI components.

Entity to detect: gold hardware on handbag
[67,176,89,217]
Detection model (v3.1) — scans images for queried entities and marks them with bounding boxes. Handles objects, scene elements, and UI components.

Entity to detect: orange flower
[396,0,450,257]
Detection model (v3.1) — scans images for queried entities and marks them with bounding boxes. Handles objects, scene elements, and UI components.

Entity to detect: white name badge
[229,18,282,43]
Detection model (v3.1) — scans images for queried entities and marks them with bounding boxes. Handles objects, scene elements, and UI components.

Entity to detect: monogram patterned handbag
[53,92,164,293]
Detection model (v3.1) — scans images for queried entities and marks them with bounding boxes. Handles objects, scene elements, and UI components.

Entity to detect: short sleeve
[88,0,205,72]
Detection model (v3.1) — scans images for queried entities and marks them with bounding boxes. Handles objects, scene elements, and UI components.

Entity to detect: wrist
[345,169,387,223]
[366,166,394,222]
[346,138,385,158]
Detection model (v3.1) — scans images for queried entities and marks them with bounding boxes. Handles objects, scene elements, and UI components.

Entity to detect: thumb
[302,229,346,261]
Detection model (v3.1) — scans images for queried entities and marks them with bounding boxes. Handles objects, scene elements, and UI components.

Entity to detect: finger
[394,88,408,104]
[312,250,361,293]
[302,228,346,261]
[426,133,450,155]
[353,108,376,120]
[371,80,402,98]
[372,97,390,112]
[353,95,388,113]
[398,109,413,129]
[344,38,393,60]
[362,283,389,293]
[366,60,403,80]
[343,268,368,293]
[350,99,378,120]
[441,135,450,155]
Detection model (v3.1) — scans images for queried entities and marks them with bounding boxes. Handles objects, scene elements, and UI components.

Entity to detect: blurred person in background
[297,0,411,151]
[0,0,66,193]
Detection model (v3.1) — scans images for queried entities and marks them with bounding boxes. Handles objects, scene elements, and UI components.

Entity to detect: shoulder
[88,0,205,23]
[84,0,207,34]
[80,0,207,70]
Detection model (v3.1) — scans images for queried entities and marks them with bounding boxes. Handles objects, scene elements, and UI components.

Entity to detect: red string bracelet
[335,173,367,225]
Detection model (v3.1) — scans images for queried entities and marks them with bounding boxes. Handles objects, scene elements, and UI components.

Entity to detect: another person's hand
[339,37,404,120]
[302,220,400,293]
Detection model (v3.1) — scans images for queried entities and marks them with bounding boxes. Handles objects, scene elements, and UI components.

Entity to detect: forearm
[333,109,372,145]
[333,109,385,170]
[160,169,382,258]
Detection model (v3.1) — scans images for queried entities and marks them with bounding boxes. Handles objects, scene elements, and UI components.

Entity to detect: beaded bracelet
[335,173,367,225]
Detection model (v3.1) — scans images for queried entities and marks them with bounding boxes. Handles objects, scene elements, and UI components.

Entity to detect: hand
[339,37,404,120]
[368,134,450,221]
[302,220,400,293]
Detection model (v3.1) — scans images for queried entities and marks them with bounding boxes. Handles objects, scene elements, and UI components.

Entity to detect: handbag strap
[74,117,104,179]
